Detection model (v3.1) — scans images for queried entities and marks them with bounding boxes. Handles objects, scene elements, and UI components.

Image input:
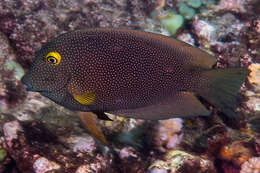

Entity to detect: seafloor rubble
[0,0,259,173]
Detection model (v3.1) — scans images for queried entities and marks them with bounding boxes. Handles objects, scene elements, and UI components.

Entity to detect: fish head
[22,36,74,94]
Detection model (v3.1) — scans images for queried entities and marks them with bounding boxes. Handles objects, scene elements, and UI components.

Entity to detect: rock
[66,135,96,153]
[219,140,254,166]
[0,31,25,112]
[177,33,195,46]
[154,118,183,152]
[119,147,137,159]
[192,19,216,43]
[76,165,91,173]
[0,0,151,69]
[3,120,23,148]
[2,120,118,172]
[240,157,260,173]
[33,157,61,173]
[148,150,216,173]
[245,63,260,112]
[218,0,247,13]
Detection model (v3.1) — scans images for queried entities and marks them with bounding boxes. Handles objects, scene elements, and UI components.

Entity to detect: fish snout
[21,74,33,91]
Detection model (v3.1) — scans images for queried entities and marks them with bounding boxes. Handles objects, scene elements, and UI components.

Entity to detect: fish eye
[45,52,61,66]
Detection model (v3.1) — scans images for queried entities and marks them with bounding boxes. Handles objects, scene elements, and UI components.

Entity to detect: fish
[21,28,248,141]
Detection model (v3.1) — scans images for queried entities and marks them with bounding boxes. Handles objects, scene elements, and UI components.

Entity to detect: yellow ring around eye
[46,51,61,66]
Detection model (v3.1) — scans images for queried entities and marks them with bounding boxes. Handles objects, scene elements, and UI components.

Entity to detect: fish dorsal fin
[109,91,211,120]
[85,28,216,69]
[115,29,217,69]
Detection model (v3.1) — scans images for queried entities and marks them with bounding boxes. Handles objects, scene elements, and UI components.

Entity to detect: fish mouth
[23,83,52,93]
[21,74,43,92]
[26,87,54,93]
[21,74,34,91]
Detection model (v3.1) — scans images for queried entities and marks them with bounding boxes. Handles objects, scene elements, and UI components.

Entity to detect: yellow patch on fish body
[68,83,96,105]
[73,90,96,105]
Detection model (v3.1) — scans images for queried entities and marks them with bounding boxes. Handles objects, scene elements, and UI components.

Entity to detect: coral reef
[2,120,119,172]
[0,0,259,172]
[0,31,25,112]
[219,140,254,167]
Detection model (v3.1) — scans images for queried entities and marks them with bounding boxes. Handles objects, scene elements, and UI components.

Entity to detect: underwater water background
[0,0,259,173]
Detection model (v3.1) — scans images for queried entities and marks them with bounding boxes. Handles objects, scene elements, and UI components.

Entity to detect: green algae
[0,149,7,162]
[185,0,202,8]
[160,12,184,35]
[4,61,25,80]
[179,2,196,20]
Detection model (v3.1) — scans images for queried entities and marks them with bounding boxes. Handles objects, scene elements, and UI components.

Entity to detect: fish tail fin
[198,68,249,119]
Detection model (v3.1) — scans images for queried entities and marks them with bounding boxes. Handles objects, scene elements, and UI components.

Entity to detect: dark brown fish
[22,28,248,120]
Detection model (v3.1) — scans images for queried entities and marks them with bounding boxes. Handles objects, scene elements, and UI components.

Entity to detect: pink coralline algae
[218,0,247,13]
[245,63,260,112]
[119,147,138,159]
[240,157,260,173]
[219,141,254,167]
[3,120,23,148]
[67,136,96,153]
[33,157,60,173]
[155,118,183,151]
[192,19,216,42]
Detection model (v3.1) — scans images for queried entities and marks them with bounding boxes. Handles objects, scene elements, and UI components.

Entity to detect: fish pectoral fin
[78,112,108,144]
[109,91,210,120]
[93,111,113,121]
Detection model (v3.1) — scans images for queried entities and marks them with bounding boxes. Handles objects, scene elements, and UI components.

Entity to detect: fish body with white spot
[22,28,248,119]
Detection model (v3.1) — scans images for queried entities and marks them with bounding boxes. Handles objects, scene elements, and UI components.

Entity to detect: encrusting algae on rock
[148,150,216,172]
[240,157,260,173]
[155,118,183,152]
[245,63,260,113]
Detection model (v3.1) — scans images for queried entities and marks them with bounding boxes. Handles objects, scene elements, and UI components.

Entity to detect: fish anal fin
[78,112,108,144]
[170,91,211,117]
[109,91,210,120]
